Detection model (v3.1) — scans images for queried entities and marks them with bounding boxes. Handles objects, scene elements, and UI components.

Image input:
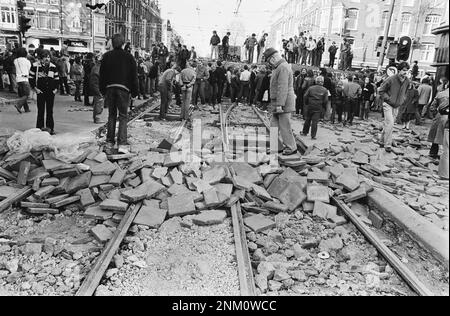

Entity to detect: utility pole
[378,0,396,68]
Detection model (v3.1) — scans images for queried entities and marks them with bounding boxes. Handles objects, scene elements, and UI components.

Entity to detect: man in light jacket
[14,47,31,113]
[264,48,298,156]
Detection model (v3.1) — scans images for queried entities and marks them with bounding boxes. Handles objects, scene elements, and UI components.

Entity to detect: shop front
[64,40,90,54]
[25,37,61,52]
[0,31,19,51]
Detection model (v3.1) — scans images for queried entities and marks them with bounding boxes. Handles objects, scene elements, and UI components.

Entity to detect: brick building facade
[270,0,449,72]
[0,0,161,54]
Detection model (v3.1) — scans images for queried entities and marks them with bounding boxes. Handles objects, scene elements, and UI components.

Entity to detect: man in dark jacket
[151,44,158,63]
[210,31,221,60]
[100,34,139,151]
[222,32,230,61]
[149,61,159,97]
[158,43,169,72]
[302,76,328,140]
[90,55,103,124]
[379,62,411,151]
[247,34,258,63]
[56,55,70,95]
[29,50,59,135]
[412,61,419,82]
[215,61,227,104]
[328,42,338,68]
[83,53,95,106]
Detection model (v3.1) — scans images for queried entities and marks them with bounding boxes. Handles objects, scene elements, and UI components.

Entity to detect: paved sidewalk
[0,91,147,136]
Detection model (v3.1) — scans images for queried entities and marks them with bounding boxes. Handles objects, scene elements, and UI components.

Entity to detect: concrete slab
[368,188,449,268]
[244,214,276,233]
[202,166,227,185]
[336,168,360,192]
[90,225,113,243]
[89,175,111,188]
[133,206,167,228]
[167,184,191,196]
[307,184,330,203]
[84,206,113,220]
[76,188,95,208]
[192,210,228,226]
[230,162,263,184]
[66,172,92,194]
[168,193,197,217]
[99,199,129,213]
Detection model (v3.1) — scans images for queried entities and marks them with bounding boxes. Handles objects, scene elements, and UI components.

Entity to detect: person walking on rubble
[263,48,298,156]
[302,76,329,140]
[100,33,139,153]
[378,62,411,152]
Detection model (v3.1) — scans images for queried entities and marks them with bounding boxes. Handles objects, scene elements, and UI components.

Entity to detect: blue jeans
[105,88,130,145]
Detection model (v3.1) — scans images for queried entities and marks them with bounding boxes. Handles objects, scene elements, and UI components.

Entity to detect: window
[1,6,16,26]
[423,15,441,35]
[346,8,359,30]
[37,12,49,29]
[400,13,411,35]
[420,44,435,62]
[49,13,60,29]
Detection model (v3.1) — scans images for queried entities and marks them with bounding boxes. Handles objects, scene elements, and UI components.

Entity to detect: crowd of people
[280,33,352,70]
[0,32,448,179]
[208,31,269,63]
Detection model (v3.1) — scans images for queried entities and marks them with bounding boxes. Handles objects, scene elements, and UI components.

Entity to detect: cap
[263,47,278,60]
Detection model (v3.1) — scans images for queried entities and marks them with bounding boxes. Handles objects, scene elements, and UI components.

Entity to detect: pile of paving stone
[303,120,449,231]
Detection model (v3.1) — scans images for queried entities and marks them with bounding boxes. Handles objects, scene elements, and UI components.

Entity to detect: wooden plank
[332,196,435,297]
[76,202,142,296]
[20,202,50,209]
[231,202,256,296]
[0,167,15,181]
[0,186,33,213]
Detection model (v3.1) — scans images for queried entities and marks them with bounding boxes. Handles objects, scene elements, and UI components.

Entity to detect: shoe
[282,149,298,156]
[385,147,392,153]
[118,145,130,154]
[311,137,317,140]
[50,130,56,136]
[14,104,22,114]
[94,120,105,124]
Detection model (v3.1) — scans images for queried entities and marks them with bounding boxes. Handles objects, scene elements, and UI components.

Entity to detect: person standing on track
[179,61,196,125]
[264,48,298,156]
[158,66,181,120]
[100,33,139,153]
